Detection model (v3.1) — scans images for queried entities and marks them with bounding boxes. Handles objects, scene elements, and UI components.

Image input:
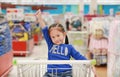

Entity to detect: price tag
[24,13,36,22]
[6,8,24,21]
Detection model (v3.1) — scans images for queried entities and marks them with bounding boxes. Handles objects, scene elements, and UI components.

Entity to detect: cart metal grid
[15,60,95,77]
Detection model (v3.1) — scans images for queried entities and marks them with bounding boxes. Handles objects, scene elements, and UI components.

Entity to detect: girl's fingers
[35,9,41,16]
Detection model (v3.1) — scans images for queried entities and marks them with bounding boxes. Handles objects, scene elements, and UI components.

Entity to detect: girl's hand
[35,9,42,21]
[35,9,46,28]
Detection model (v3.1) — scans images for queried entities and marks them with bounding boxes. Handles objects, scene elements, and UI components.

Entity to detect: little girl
[88,28,108,65]
[35,9,87,77]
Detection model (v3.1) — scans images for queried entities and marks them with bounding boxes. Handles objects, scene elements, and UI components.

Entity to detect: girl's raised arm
[35,9,46,29]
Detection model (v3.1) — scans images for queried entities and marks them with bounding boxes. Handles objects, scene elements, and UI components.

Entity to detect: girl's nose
[54,37,59,41]
[54,38,58,41]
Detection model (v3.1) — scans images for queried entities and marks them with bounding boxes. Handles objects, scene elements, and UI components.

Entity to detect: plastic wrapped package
[0,19,12,56]
[0,14,13,77]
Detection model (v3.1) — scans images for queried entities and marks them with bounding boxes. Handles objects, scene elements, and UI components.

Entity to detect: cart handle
[13,59,96,65]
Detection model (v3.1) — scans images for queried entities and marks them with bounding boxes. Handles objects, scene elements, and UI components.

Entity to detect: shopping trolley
[14,59,96,77]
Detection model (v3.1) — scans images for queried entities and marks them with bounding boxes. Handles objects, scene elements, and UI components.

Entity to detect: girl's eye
[52,36,55,38]
[57,35,60,37]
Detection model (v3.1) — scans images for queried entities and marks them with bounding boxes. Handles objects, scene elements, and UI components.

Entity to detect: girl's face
[50,29,66,45]
[94,29,103,39]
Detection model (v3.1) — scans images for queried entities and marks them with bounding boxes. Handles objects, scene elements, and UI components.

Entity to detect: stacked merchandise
[24,13,42,45]
[64,13,83,31]
[0,23,11,55]
[0,14,12,77]
[9,21,34,56]
[24,22,32,39]
[70,16,82,31]
[7,8,34,56]
[10,21,29,41]
[32,22,42,45]
[0,14,12,56]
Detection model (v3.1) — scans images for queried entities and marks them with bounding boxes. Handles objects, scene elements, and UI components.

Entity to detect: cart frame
[16,60,96,77]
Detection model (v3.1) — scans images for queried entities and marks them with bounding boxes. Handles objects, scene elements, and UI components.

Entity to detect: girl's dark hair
[65,35,69,44]
[49,23,69,44]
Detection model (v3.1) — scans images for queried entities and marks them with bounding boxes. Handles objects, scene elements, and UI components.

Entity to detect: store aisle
[27,40,48,59]
[95,65,107,77]
[8,39,107,77]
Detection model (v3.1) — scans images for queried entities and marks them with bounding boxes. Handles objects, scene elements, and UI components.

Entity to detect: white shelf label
[24,13,36,22]
[6,8,24,21]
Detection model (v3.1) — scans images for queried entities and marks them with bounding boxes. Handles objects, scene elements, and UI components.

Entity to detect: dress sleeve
[42,26,53,50]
